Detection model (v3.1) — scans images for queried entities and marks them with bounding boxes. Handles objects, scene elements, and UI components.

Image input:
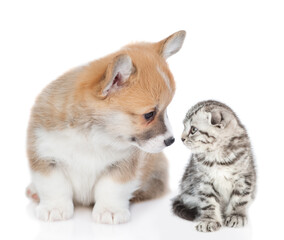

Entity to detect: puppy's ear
[155,30,186,59]
[209,110,233,129]
[100,54,134,97]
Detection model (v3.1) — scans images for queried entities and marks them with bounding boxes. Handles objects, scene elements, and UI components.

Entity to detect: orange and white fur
[26,31,186,223]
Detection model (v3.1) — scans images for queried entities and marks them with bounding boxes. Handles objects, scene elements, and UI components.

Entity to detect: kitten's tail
[172,199,199,221]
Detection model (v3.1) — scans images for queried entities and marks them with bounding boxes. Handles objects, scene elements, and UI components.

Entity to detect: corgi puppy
[26,31,186,223]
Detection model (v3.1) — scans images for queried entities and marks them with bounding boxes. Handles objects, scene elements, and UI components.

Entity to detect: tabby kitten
[172,100,256,232]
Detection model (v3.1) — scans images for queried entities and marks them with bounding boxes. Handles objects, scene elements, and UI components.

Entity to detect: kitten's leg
[92,173,139,224]
[32,169,74,221]
[195,182,222,232]
[224,179,253,227]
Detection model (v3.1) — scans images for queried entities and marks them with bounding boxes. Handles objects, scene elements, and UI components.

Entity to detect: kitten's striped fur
[172,100,256,232]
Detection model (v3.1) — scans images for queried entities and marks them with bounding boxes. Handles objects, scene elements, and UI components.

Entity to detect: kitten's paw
[224,214,247,227]
[196,220,221,232]
[36,201,74,221]
[92,205,130,224]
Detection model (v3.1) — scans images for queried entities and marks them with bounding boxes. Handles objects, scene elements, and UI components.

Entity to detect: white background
[0,1,284,239]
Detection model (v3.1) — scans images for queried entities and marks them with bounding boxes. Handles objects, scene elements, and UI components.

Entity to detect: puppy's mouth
[129,135,174,153]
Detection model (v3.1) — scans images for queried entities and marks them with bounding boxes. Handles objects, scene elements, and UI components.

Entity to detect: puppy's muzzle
[164,137,175,147]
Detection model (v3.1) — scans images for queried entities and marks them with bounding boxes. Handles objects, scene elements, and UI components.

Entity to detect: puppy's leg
[92,174,139,224]
[32,168,74,221]
[131,152,169,203]
[26,183,40,203]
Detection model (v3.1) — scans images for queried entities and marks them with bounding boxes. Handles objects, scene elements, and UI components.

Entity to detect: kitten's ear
[209,110,233,129]
[100,54,135,97]
[154,30,186,59]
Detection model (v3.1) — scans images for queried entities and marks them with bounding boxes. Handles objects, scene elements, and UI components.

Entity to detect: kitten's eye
[190,126,198,135]
[144,111,156,121]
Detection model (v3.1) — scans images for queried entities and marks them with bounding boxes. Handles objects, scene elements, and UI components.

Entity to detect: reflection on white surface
[25,193,252,240]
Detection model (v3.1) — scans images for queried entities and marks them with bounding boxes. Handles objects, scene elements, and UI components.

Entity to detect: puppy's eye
[144,111,155,121]
[190,126,198,135]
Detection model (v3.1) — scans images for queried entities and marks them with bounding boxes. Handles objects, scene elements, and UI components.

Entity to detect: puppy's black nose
[164,137,175,147]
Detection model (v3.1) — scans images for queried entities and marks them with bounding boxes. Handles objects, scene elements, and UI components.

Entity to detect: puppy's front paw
[92,204,130,224]
[36,201,74,221]
[224,214,247,228]
[196,220,221,232]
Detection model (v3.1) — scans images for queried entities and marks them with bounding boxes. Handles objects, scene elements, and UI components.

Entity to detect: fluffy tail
[172,199,199,221]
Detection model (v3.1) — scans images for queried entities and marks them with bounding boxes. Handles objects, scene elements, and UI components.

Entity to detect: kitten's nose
[164,137,175,147]
[181,138,185,142]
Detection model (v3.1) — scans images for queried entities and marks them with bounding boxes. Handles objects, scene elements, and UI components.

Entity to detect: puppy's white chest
[35,128,132,205]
